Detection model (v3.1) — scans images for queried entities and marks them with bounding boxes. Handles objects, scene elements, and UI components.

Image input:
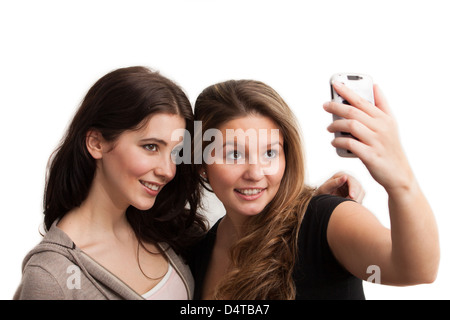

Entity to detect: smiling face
[93,113,186,212]
[205,115,286,221]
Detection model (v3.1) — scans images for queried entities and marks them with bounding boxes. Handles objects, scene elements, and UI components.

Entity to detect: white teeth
[140,181,160,191]
[236,189,263,195]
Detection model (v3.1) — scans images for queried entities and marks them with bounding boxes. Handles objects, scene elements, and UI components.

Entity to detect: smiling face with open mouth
[205,115,286,220]
[96,113,185,212]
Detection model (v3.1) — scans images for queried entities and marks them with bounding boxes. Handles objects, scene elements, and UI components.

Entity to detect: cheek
[208,165,239,192]
[268,158,286,189]
[107,148,149,178]
[126,156,156,178]
[276,161,286,184]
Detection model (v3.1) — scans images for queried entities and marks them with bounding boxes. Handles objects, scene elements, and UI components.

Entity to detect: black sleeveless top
[189,194,365,300]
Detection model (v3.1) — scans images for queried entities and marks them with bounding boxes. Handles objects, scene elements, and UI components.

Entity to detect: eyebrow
[139,138,168,146]
[222,141,283,148]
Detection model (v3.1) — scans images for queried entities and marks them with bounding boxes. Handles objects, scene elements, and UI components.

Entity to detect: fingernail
[323,102,330,109]
[332,80,343,88]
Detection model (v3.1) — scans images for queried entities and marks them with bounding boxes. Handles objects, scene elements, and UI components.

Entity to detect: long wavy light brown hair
[194,79,316,299]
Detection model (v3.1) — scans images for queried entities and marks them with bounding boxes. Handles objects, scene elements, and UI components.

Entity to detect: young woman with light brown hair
[190,79,439,299]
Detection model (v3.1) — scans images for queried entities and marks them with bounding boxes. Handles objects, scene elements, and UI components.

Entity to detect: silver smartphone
[330,73,374,157]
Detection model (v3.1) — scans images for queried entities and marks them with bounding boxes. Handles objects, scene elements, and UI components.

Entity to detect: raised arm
[323,82,439,285]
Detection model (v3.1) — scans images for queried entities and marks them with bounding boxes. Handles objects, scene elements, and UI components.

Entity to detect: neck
[58,175,132,244]
[219,212,250,243]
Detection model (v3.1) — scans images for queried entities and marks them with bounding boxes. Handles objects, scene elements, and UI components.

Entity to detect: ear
[199,167,207,179]
[86,130,104,160]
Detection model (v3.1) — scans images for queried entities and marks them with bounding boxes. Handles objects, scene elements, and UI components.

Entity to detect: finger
[373,84,392,116]
[319,175,347,194]
[331,136,371,161]
[332,81,380,118]
[323,102,376,130]
[355,189,365,204]
[327,118,375,144]
[346,175,365,204]
[330,171,347,180]
[332,175,348,189]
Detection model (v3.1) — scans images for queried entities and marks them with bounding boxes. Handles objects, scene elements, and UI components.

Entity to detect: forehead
[112,113,186,146]
[221,115,278,130]
[219,115,283,143]
[137,113,185,134]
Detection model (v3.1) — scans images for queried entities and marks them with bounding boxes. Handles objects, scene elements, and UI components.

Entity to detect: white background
[1,0,449,300]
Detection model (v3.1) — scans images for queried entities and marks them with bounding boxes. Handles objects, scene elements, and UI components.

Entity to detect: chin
[238,206,266,217]
[132,200,156,211]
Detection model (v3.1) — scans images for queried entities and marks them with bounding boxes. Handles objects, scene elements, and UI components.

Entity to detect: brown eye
[264,149,277,159]
[144,144,158,152]
[226,150,242,160]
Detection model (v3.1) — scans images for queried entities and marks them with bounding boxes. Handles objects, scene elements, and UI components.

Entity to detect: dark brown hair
[44,66,206,256]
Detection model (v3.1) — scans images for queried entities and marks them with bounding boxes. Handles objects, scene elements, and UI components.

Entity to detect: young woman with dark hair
[14,66,207,300]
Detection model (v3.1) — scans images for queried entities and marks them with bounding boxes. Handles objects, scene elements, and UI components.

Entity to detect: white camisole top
[141,263,188,300]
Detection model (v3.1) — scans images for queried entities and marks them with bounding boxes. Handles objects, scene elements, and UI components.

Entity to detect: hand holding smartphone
[329,73,374,157]
[326,75,422,199]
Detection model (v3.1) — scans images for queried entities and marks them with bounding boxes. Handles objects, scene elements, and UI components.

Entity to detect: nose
[154,153,176,182]
[242,162,264,181]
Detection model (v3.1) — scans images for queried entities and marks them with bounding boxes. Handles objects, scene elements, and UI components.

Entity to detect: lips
[234,188,266,200]
[235,188,264,195]
[139,180,162,195]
